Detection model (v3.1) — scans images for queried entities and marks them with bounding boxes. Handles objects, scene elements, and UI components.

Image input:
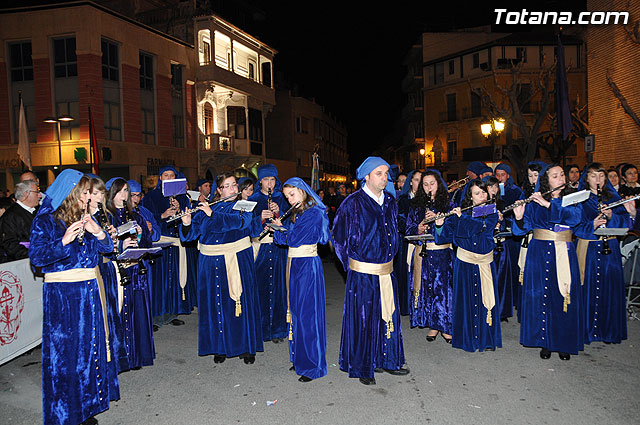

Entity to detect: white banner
[0,259,43,365]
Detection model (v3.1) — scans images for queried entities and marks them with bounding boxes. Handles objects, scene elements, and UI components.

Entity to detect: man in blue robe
[333,156,408,386]
[249,164,290,342]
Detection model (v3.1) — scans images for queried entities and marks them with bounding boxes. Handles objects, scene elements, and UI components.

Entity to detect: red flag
[89,106,99,175]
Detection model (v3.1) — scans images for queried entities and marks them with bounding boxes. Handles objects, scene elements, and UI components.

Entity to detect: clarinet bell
[418,243,428,258]
[495,239,504,253]
[601,238,612,255]
[138,257,148,275]
[120,271,131,286]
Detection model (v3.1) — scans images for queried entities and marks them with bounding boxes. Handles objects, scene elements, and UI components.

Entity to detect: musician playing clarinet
[512,164,584,360]
[434,179,501,352]
[575,163,635,344]
[406,169,454,344]
[249,164,290,343]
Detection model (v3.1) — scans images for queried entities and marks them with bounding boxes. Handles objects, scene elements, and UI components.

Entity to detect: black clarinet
[77,202,87,246]
[97,204,131,286]
[134,205,156,266]
[491,195,504,253]
[123,206,148,275]
[597,184,612,255]
[419,192,433,258]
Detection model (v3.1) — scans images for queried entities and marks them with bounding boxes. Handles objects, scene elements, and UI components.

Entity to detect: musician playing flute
[180,173,263,364]
[249,164,290,342]
[30,169,118,425]
[512,164,584,360]
[406,169,454,343]
[575,163,634,344]
[333,157,408,386]
[434,179,501,352]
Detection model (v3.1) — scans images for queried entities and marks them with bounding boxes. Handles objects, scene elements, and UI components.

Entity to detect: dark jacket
[1,202,36,261]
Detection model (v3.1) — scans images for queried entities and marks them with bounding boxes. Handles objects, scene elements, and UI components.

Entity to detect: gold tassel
[288,322,293,341]
[563,294,570,312]
[182,287,186,301]
[235,300,242,317]
[386,322,391,339]
[106,343,111,363]
[519,271,524,285]
[486,310,492,327]
[286,309,292,323]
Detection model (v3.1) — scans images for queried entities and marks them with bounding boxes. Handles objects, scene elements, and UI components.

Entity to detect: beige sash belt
[348,258,395,338]
[45,267,111,362]
[199,236,251,316]
[407,242,452,308]
[533,229,573,312]
[456,247,495,326]
[285,244,318,340]
[518,233,532,285]
[251,235,274,261]
[576,238,595,285]
[159,236,187,300]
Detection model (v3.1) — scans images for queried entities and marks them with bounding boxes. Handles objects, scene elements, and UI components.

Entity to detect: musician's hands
[602,208,612,219]
[123,237,138,249]
[498,211,504,222]
[62,219,85,245]
[452,207,462,217]
[531,192,551,209]
[435,217,445,226]
[269,201,280,216]
[623,197,637,217]
[198,201,212,217]
[84,215,105,238]
[146,221,153,233]
[425,210,437,221]
[198,193,207,203]
[261,209,274,221]
[513,204,525,220]
[181,210,192,226]
[135,224,143,235]
[272,218,282,227]
[161,198,181,219]
[593,215,607,230]
[417,222,428,234]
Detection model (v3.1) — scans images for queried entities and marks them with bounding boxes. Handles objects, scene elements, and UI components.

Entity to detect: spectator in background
[0,197,13,218]
[608,168,621,192]
[196,178,212,202]
[619,164,640,196]
[396,173,407,193]
[326,186,338,225]
[346,186,353,195]
[336,183,347,205]
[565,164,581,189]
[1,179,41,261]
[20,171,39,185]
[238,177,255,200]
[316,189,325,202]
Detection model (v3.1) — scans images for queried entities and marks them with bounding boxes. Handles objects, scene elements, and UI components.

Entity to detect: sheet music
[233,200,257,212]
[562,189,590,207]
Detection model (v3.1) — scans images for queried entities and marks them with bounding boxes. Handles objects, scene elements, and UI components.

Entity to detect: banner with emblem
[0,259,43,365]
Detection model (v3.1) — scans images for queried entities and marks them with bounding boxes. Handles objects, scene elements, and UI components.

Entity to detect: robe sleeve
[29,215,71,267]
[332,199,355,271]
[434,215,457,245]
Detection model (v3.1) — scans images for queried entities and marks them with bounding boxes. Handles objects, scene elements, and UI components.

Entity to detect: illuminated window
[204,103,214,135]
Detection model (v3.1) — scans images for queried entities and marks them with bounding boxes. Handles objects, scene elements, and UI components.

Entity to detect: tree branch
[606,69,640,129]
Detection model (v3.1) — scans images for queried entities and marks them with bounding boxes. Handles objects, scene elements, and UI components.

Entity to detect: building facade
[418,27,587,183]
[265,89,349,187]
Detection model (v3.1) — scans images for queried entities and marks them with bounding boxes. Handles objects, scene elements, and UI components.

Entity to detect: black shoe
[289,365,295,371]
[272,338,285,344]
[359,377,376,385]
[426,333,438,342]
[170,318,185,326]
[484,347,495,351]
[540,348,551,359]
[559,352,571,361]
[383,367,410,376]
[243,355,255,364]
[501,317,509,323]
[298,375,313,382]
[80,417,98,425]
[441,334,452,344]
[214,355,226,363]
[152,324,159,332]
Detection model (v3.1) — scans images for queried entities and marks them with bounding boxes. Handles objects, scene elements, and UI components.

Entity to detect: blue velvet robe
[497,183,524,321]
[574,193,629,344]
[435,212,502,352]
[406,203,454,333]
[333,189,405,379]
[273,206,329,380]
[180,201,264,357]
[395,193,412,315]
[248,189,289,341]
[513,199,584,354]
[141,188,192,319]
[30,213,117,425]
[112,207,156,368]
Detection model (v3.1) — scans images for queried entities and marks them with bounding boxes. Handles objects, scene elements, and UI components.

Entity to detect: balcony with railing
[438,110,458,123]
[202,133,234,154]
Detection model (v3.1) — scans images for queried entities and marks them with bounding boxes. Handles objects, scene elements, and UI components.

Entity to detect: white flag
[17,97,32,170]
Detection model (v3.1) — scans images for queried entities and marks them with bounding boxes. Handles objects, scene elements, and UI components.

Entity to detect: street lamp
[43,114,74,167]
[481,117,505,162]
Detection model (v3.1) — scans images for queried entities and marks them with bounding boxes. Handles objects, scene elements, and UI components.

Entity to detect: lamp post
[43,114,74,167]
[481,117,505,162]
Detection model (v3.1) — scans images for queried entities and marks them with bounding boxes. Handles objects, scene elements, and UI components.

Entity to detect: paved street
[1,258,639,425]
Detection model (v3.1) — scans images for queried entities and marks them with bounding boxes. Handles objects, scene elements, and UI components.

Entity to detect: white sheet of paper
[187,190,201,201]
[233,200,257,212]
[562,189,590,207]
[594,227,628,237]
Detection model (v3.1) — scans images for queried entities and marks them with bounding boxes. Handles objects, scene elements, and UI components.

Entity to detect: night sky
[249,0,587,171]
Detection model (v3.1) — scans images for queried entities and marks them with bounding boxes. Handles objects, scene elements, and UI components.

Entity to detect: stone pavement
[1,258,638,424]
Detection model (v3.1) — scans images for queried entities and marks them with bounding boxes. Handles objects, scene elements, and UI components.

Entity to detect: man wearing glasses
[1,179,41,261]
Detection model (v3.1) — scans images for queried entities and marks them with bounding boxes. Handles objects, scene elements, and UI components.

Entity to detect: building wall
[587,0,640,167]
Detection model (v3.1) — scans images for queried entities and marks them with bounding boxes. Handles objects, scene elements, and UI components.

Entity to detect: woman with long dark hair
[107,177,156,369]
[575,163,634,344]
[30,170,118,424]
[406,169,454,343]
[180,173,263,364]
[271,177,330,382]
[434,179,501,352]
[512,164,584,360]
